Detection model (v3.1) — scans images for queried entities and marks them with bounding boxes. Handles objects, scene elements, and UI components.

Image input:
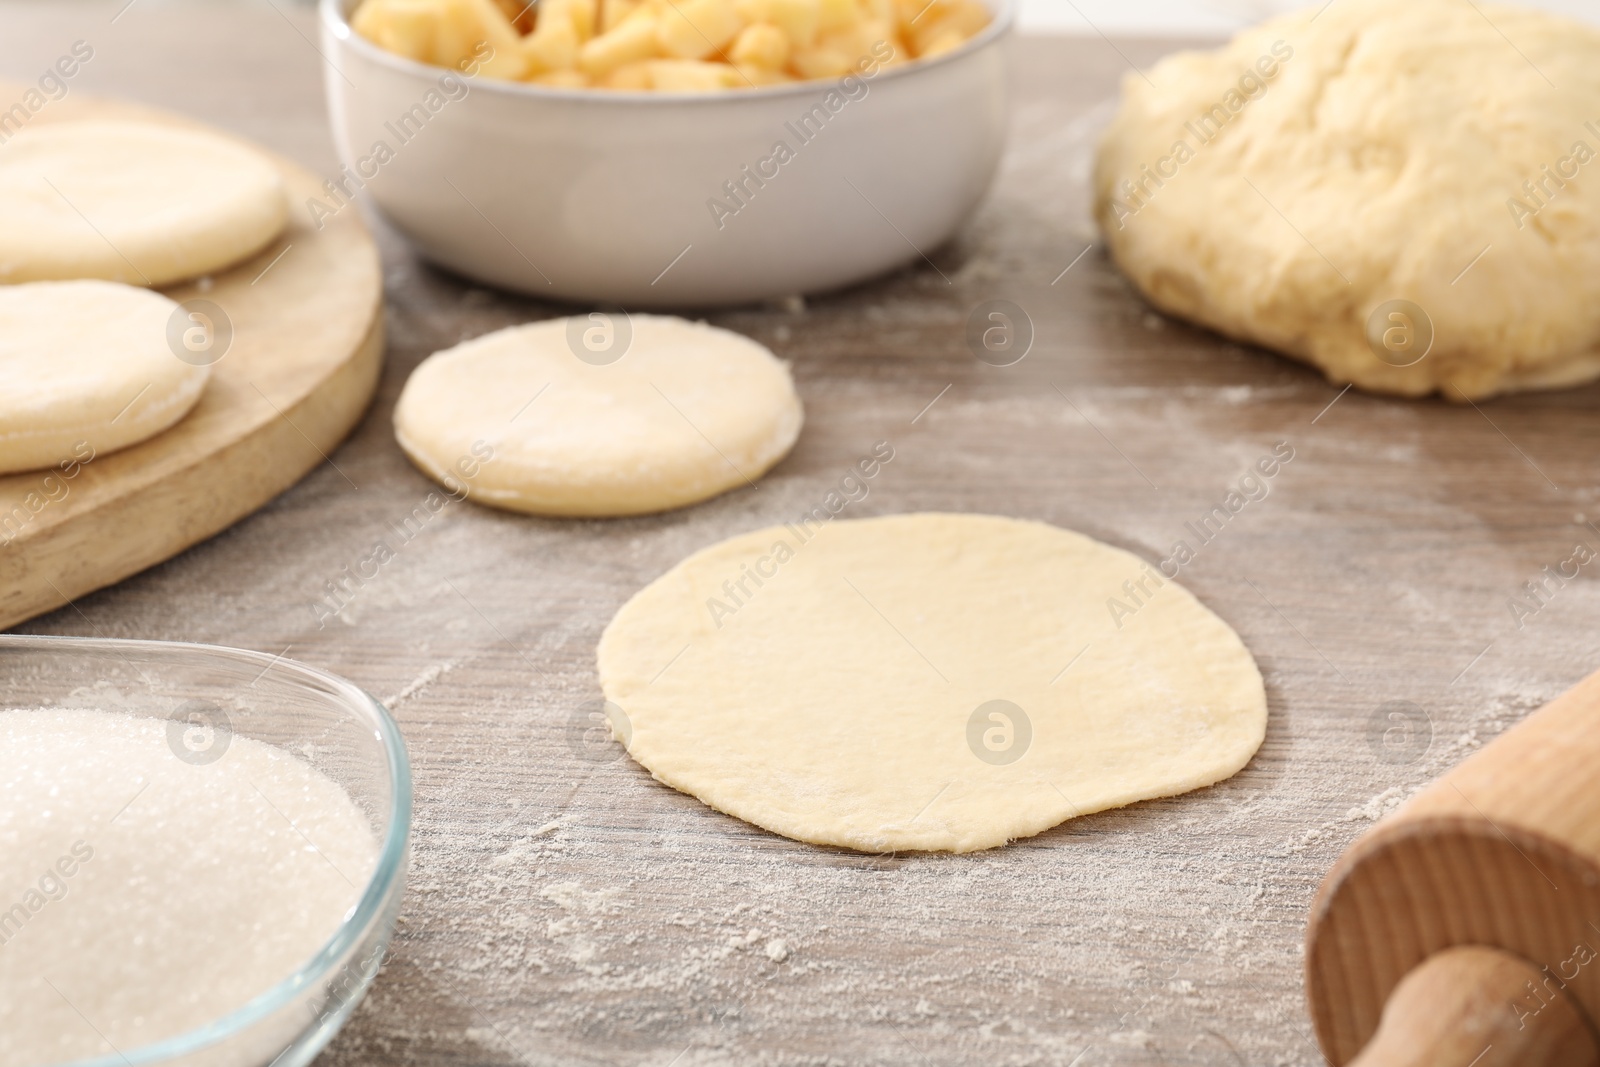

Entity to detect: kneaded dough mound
[0,281,211,474]
[0,121,287,287]
[1094,0,1600,399]
[394,315,803,517]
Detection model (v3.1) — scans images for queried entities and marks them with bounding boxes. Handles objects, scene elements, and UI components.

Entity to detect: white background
[1016,0,1600,35]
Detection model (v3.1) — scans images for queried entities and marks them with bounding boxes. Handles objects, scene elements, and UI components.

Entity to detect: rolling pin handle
[1349,946,1600,1067]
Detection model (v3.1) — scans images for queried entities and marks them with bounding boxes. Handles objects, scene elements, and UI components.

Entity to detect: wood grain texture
[0,86,383,631]
[1309,670,1600,1064]
[1347,947,1598,1067]
[4,6,1600,1067]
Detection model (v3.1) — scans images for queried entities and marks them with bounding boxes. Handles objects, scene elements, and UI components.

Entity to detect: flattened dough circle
[0,281,210,474]
[0,121,287,286]
[598,513,1267,853]
[394,315,803,517]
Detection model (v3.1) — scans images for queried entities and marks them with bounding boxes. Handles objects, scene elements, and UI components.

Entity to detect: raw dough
[394,315,803,516]
[0,121,287,286]
[1093,0,1600,399]
[598,513,1266,853]
[0,281,211,474]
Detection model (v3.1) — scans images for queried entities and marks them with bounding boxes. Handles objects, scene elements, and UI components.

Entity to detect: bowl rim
[320,0,1014,104]
[0,634,413,1067]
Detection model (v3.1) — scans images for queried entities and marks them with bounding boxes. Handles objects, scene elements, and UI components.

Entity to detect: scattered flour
[325,622,1555,1067]
[383,660,455,710]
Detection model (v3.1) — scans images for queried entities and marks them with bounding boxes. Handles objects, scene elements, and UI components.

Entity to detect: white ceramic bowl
[319,0,1012,307]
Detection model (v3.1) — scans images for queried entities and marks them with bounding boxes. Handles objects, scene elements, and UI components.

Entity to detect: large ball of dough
[0,121,287,287]
[393,315,803,517]
[0,281,211,474]
[1093,0,1600,399]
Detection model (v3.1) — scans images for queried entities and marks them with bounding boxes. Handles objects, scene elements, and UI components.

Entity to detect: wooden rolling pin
[1306,669,1600,1066]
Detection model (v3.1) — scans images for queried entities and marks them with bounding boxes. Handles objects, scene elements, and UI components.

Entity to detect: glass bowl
[0,634,411,1067]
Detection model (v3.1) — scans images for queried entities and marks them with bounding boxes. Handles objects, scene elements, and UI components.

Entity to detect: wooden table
[5,6,1599,1065]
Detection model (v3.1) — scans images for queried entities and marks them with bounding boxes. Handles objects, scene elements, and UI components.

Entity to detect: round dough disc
[598,513,1267,853]
[0,281,211,474]
[1093,0,1600,399]
[394,315,804,517]
[0,121,287,287]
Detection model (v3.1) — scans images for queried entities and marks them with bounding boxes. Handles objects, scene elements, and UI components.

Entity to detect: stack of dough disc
[0,120,289,475]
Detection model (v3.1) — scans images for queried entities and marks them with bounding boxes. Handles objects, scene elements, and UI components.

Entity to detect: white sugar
[0,708,378,1066]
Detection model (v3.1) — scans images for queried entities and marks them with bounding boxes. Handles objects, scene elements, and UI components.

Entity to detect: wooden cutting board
[0,87,382,630]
